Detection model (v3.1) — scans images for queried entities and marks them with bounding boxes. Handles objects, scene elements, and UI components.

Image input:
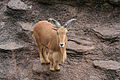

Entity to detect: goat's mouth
[59,43,65,48]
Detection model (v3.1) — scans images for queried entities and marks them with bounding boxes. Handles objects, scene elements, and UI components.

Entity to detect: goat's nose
[59,43,64,47]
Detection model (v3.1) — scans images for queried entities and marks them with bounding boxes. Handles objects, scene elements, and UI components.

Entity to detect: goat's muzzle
[59,43,65,48]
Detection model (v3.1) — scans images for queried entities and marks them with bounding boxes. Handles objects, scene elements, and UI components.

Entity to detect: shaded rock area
[33,0,120,6]
[109,0,120,6]
[0,0,120,80]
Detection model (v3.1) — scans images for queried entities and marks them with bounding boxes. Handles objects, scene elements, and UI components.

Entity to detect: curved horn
[48,18,61,28]
[63,19,77,28]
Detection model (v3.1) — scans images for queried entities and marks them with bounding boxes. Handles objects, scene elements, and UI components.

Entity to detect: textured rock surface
[67,40,95,54]
[7,0,28,10]
[109,0,120,5]
[0,42,25,50]
[0,0,120,80]
[91,27,120,41]
[18,21,33,31]
[0,21,30,51]
[93,60,120,70]
[32,0,120,6]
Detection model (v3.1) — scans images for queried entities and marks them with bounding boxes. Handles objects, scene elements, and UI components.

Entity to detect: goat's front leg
[56,61,60,71]
[48,50,55,71]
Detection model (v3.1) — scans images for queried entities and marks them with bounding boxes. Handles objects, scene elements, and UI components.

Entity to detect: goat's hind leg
[33,34,45,64]
[38,45,46,64]
[42,47,50,64]
[48,50,55,71]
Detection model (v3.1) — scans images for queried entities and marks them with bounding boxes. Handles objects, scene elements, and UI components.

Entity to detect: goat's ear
[52,27,58,31]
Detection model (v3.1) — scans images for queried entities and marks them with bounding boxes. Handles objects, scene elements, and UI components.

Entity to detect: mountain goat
[33,18,76,71]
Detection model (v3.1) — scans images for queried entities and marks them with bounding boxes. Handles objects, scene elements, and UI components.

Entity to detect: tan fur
[33,20,68,71]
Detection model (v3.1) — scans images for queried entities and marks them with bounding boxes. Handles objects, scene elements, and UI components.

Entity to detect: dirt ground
[0,0,120,80]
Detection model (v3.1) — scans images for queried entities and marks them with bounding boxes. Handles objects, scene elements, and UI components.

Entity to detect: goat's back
[33,21,58,50]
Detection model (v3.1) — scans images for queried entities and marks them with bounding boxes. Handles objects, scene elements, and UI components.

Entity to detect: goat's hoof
[41,63,46,65]
[50,67,55,71]
[46,62,50,65]
[50,69,55,72]
[56,67,60,71]
[40,60,45,64]
[45,59,50,64]
[56,69,60,71]
[56,65,60,71]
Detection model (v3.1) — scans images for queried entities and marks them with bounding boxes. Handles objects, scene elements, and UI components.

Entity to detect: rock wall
[0,0,120,80]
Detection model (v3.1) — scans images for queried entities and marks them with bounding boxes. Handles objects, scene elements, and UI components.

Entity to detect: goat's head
[48,18,76,48]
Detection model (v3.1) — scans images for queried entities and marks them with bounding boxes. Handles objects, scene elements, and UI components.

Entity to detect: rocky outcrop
[7,0,29,10]
[0,21,31,51]
[0,42,25,50]
[93,60,120,70]
[93,60,120,80]
[17,21,33,31]
[67,38,95,54]
[91,27,120,43]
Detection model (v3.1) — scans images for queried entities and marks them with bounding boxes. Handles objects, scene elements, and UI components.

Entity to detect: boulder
[0,42,25,50]
[17,21,33,31]
[0,21,30,51]
[67,40,95,54]
[91,27,120,41]
[93,60,120,70]
[7,0,28,10]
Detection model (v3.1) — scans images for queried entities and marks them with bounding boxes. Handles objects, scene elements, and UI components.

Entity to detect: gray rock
[0,21,29,51]
[93,60,120,70]
[23,78,30,80]
[8,0,28,10]
[92,27,120,40]
[67,40,95,54]
[0,63,5,78]
[0,59,16,79]
[0,22,5,29]
[0,42,25,50]
[89,76,101,80]
[32,59,49,73]
[18,22,33,31]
